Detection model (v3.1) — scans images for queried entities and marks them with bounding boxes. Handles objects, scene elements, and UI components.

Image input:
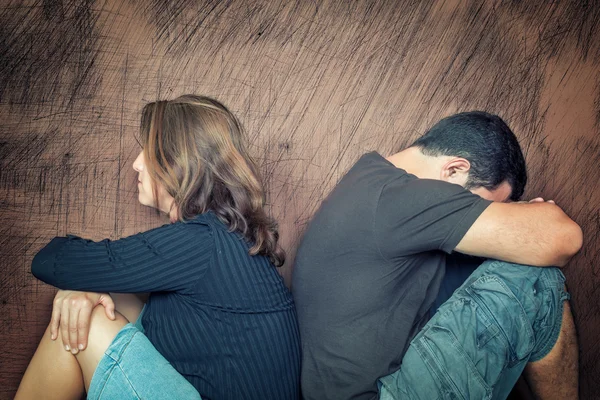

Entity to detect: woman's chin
[137,196,154,209]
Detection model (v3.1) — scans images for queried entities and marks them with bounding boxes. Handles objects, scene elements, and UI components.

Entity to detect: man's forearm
[456,202,583,267]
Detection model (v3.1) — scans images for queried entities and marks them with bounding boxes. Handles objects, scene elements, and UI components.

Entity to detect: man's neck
[385,147,441,180]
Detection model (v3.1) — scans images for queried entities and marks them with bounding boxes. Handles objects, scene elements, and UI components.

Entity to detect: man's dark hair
[411,111,527,201]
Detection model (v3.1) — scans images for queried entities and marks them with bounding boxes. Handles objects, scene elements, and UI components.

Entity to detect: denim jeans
[87,306,202,400]
[378,260,569,400]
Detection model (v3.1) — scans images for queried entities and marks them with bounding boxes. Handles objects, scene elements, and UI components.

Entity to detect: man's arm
[455,202,583,267]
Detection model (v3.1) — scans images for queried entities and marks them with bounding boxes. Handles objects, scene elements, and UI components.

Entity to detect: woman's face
[133,151,175,214]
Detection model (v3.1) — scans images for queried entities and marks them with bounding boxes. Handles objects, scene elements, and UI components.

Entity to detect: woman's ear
[440,157,471,186]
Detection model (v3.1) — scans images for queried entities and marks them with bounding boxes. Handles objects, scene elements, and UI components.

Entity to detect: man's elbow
[564,220,583,258]
[551,220,583,267]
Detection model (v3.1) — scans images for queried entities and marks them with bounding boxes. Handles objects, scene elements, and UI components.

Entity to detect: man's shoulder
[336,152,411,192]
[350,151,396,175]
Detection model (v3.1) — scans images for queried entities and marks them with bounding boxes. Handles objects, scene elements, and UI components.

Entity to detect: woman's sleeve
[31,221,213,293]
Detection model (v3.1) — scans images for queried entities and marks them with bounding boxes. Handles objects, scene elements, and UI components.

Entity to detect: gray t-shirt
[293,152,491,400]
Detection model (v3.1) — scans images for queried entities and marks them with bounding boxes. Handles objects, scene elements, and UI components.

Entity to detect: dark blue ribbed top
[32,212,301,400]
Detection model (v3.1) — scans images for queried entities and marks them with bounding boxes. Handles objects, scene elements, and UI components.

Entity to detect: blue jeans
[88,306,202,400]
[379,260,569,400]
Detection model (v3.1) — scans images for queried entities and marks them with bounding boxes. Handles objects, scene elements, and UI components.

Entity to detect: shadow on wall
[0,0,599,398]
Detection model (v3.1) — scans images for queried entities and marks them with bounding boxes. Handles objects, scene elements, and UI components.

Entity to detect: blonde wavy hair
[139,95,285,267]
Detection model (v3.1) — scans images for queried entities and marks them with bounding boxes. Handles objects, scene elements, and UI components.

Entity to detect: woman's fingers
[52,291,109,353]
[60,302,71,352]
[68,306,80,354]
[77,303,93,351]
[50,296,62,340]
[99,294,116,320]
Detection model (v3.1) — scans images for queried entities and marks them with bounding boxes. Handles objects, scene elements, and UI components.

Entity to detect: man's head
[410,111,527,202]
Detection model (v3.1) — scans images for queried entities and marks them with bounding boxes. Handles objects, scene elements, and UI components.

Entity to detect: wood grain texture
[1,0,598,398]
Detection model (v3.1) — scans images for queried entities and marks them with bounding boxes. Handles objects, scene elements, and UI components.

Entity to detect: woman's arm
[32,221,213,293]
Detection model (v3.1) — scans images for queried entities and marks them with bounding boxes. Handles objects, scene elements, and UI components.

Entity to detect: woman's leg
[15,323,85,400]
[15,306,128,399]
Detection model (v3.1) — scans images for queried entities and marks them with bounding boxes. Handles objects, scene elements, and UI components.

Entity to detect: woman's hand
[51,290,116,354]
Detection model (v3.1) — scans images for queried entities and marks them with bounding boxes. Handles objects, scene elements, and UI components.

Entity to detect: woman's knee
[85,306,128,351]
[76,307,127,362]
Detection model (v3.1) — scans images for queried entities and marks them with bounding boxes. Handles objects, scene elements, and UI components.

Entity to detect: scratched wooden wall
[1,0,599,398]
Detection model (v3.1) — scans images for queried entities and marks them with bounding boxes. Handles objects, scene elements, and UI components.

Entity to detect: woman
[16,95,301,399]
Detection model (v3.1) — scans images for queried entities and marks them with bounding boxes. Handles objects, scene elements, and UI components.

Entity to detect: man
[293,111,581,399]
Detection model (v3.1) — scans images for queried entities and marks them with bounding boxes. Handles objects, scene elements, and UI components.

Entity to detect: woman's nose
[133,152,144,172]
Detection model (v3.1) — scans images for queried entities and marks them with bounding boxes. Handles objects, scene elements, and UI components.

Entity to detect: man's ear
[440,157,471,185]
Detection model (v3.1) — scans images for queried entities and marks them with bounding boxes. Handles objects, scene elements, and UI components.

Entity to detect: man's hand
[527,197,555,204]
[50,290,115,354]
